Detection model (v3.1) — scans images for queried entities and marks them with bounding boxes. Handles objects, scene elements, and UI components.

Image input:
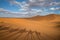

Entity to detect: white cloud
[50,2,60,6]
[9,0,60,10]
[0,0,60,18]
[0,8,27,15]
[29,0,60,7]
[0,8,44,18]
[9,0,21,5]
[50,7,60,10]
[50,8,55,10]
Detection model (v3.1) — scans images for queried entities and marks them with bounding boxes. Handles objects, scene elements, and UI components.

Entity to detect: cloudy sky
[0,0,60,18]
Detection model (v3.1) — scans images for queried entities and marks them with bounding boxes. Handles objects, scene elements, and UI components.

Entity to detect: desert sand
[0,14,60,40]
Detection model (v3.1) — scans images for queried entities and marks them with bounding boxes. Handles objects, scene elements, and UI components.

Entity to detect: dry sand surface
[0,14,60,40]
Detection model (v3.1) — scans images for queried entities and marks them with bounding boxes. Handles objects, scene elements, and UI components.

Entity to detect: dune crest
[25,14,60,21]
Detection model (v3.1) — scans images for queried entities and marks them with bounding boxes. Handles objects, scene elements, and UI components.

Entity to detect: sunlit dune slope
[0,14,60,38]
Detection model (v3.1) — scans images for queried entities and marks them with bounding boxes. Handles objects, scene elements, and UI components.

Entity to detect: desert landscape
[0,14,60,40]
[0,0,60,40]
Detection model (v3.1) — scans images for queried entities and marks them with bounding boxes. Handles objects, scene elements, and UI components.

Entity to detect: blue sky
[0,0,60,18]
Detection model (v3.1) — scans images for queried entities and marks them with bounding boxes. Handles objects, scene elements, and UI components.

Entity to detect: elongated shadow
[26,30,35,40]
[0,31,18,40]
[0,27,10,35]
[1,29,27,40]
[0,31,10,36]
[14,29,27,40]
[0,28,16,36]
[0,27,10,31]
[1,28,19,37]
[22,31,30,40]
[34,31,41,40]
[30,31,35,40]
[0,29,17,37]
[25,31,33,40]
[0,30,8,34]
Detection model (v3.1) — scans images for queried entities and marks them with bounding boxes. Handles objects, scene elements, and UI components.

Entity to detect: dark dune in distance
[25,14,60,21]
[0,14,60,40]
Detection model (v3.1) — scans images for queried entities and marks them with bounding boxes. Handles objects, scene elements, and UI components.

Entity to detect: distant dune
[0,14,60,40]
[26,14,60,21]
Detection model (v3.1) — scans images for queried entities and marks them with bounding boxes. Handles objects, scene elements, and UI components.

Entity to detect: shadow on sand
[0,22,59,40]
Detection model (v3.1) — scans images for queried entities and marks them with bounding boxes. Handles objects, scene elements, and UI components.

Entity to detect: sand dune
[0,14,60,40]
